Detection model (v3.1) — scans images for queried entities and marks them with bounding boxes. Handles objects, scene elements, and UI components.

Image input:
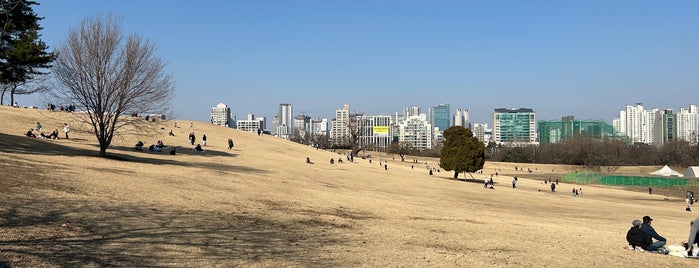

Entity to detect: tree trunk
[99,143,108,157]
[399,153,405,162]
[453,171,459,179]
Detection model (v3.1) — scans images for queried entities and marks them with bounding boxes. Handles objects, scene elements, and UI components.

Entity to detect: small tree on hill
[51,15,174,157]
[387,141,415,162]
[440,126,485,179]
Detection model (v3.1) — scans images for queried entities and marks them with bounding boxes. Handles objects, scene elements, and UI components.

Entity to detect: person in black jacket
[627,219,653,252]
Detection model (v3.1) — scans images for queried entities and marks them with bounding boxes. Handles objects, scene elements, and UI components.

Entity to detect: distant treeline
[486,137,699,171]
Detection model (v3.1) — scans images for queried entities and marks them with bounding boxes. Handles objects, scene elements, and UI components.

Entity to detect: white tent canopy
[686,167,699,178]
[650,165,684,177]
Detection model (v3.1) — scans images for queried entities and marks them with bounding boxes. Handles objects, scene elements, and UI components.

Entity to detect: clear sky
[23,0,699,125]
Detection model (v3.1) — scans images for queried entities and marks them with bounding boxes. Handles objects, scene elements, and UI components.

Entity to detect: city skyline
[16,1,699,124]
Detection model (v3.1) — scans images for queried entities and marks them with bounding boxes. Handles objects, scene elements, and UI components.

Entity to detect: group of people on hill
[626,215,699,257]
[135,140,171,153]
[25,122,69,140]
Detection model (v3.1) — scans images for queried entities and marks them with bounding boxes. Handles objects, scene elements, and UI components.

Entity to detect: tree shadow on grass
[0,197,360,267]
[0,133,267,175]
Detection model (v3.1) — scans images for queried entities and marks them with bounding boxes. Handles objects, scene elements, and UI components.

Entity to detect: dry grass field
[1,105,697,267]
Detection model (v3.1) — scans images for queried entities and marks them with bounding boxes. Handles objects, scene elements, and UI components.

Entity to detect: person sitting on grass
[193,144,204,152]
[641,216,667,251]
[148,144,162,152]
[25,129,36,138]
[48,129,60,140]
[134,141,144,151]
[627,219,655,252]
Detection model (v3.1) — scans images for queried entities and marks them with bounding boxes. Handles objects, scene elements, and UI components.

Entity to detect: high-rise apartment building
[294,114,311,139]
[677,105,699,145]
[404,106,420,117]
[453,108,471,129]
[473,123,490,143]
[210,103,234,127]
[398,114,432,150]
[653,109,676,147]
[356,115,393,152]
[429,104,450,144]
[429,104,451,131]
[331,103,351,146]
[277,104,293,139]
[492,108,536,145]
[310,118,329,146]
[614,103,662,144]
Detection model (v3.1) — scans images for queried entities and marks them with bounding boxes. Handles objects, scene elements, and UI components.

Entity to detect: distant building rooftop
[494,108,534,113]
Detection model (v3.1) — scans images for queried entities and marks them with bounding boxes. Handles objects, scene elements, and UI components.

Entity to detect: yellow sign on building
[373,126,389,134]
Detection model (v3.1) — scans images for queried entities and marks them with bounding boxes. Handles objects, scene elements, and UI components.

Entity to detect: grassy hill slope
[0,105,697,267]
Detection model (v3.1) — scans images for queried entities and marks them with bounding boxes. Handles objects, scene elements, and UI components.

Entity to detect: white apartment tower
[331,103,351,146]
[615,103,661,144]
[453,108,471,129]
[473,123,490,143]
[677,105,699,145]
[210,103,234,127]
[398,114,432,150]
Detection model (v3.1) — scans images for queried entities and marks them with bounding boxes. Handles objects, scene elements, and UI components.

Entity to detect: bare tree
[386,141,415,162]
[348,113,369,156]
[50,15,174,157]
[1,75,48,105]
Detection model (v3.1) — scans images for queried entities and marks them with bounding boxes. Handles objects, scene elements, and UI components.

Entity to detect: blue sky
[23,0,699,124]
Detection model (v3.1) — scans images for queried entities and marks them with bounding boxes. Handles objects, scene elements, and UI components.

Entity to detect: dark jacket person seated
[25,129,36,138]
[134,141,144,151]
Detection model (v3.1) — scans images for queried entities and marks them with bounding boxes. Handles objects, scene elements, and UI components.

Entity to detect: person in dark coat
[640,216,666,250]
[627,219,653,251]
[227,138,234,150]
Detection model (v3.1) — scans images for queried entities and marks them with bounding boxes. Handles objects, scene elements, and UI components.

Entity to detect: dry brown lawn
[0,105,697,267]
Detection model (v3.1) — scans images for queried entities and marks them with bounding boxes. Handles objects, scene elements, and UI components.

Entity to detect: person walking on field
[202,134,207,146]
[63,123,70,139]
[227,138,234,150]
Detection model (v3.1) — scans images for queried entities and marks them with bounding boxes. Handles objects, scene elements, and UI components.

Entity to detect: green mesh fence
[562,172,699,188]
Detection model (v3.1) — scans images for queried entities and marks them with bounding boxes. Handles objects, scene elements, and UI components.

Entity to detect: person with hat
[640,215,667,250]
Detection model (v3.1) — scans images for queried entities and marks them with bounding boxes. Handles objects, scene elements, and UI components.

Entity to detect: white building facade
[356,115,393,152]
[398,114,432,150]
[331,103,351,147]
[237,114,265,133]
[210,103,234,127]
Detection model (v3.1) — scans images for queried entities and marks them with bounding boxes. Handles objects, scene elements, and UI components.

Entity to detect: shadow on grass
[0,133,267,175]
[0,197,359,267]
